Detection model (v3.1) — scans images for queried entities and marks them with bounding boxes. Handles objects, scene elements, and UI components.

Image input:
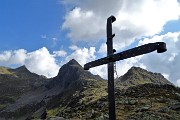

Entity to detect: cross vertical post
[107,16,116,120]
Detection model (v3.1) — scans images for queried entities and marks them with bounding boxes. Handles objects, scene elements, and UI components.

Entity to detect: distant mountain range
[0,59,179,120]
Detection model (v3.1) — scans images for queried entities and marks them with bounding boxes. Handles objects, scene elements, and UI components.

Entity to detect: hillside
[0,66,48,113]
[0,59,179,120]
[115,66,172,88]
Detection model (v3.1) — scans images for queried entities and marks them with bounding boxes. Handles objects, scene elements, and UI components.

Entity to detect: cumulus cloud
[0,47,60,78]
[0,45,98,78]
[64,46,96,66]
[62,7,105,41]
[62,0,180,50]
[25,47,60,78]
[0,49,26,66]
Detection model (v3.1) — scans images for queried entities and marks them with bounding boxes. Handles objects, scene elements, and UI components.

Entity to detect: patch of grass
[0,67,13,75]
[0,104,6,109]
[47,107,65,116]
[79,80,107,104]
[150,102,166,110]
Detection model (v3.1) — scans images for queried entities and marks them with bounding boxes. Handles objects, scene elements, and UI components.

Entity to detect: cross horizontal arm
[84,42,166,70]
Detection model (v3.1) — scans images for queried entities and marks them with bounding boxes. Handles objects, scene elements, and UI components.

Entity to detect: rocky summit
[115,66,172,87]
[0,59,179,120]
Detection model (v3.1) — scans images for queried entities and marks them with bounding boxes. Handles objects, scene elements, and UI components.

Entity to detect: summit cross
[84,15,167,120]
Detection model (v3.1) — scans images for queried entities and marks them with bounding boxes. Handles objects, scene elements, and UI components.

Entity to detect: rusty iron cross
[84,16,167,120]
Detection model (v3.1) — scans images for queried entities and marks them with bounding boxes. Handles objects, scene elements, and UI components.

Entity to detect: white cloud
[0,49,26,66]
[69,45,79,51]
[62,7,105,41]
[162,73,170,80]
[98,43,106,54]
[0,46,97,78]
[90,65,107,79]
[176,79,180,87]
[0,51,12,64]
[53,50,67,57]
[25,47,60,78]
[11,49,27,65]
[62,0,180,50]
[64,46,96,66]
[0,47,60,78]
[115,57,141,77]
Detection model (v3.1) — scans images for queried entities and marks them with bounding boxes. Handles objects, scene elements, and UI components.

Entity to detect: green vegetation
[0,104,6,109]
[0,66,14,75]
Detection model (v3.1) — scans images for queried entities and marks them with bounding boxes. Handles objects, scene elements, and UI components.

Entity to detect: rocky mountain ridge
[116,66,172,87]
[0,59,179,120]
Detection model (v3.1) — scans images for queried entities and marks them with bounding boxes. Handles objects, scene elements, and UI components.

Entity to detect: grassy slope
[0,66,16,76]
[47,78,107,118]
[46,84,180,120]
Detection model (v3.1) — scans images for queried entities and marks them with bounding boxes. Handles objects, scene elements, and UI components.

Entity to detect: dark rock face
[170,103,180,111]
[56,59,90,88]
[47,59,103,89]
[0,65,47,101]
[0,65,49,119]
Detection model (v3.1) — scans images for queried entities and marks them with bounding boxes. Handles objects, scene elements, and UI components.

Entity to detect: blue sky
[0,0,67,52]
[0,0,180,86]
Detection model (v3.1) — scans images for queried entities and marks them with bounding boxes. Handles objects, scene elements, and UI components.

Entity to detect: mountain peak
[48,59,103,89]
[129,66,142,70]
[128,66,142,71]
[116,66,172,86]
[15,65,29,72]
[66,59,82,67]
[69,59,78,64]
[126,66,148,75]
[56,59,83,81]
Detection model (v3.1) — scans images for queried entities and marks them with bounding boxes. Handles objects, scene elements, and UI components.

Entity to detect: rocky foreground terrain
[0,59,179,120]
